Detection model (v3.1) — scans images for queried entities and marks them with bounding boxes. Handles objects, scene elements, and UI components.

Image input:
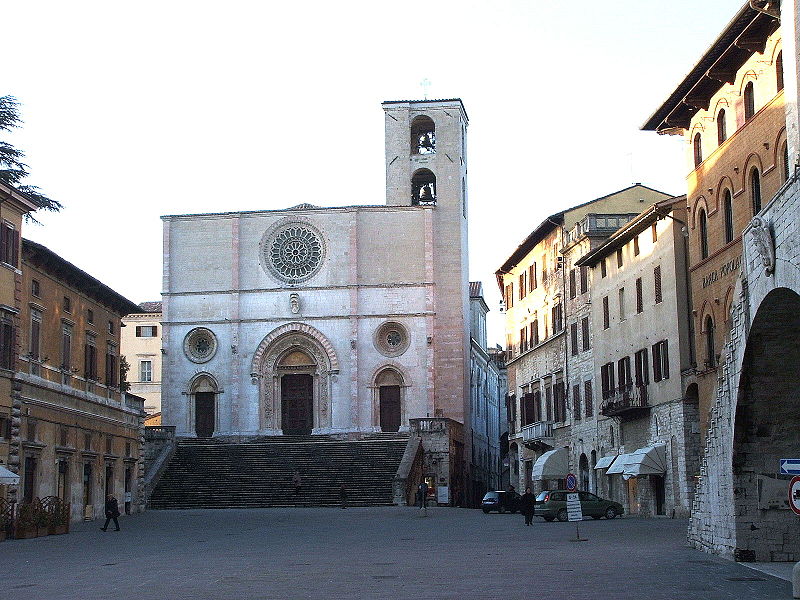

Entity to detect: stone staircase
[148,433,410,509]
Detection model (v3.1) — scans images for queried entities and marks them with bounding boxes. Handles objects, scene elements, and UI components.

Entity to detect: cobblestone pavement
[0,507,792,600]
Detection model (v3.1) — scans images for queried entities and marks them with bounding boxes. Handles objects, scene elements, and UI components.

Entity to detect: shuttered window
[654,266,663,304]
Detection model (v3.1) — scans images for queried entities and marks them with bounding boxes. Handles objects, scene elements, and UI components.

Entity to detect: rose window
[265,225,325,283]
[184,328,218,363]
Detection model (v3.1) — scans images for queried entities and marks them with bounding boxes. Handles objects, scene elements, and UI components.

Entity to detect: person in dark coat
[418,480,429,509]
[101,494,121,531]
[520,487,536,526]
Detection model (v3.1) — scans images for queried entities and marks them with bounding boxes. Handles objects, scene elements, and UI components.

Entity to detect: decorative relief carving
[750,217,775,276]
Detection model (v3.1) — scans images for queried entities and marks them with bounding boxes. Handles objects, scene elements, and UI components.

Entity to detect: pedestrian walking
[292,470,302,496]
[339,484,347,509]
[520,486,536,526]
[418,480,429,510]
[100,494,121,532]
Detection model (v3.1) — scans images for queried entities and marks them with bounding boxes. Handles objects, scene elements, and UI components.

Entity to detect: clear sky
[5,0,745,344]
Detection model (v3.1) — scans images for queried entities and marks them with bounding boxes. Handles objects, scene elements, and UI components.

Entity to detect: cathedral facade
[161,99,470,443]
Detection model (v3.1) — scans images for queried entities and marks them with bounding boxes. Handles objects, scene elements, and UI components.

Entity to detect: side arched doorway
[191,374,218,438]
[375,368,404,432]
[733,287,800,560]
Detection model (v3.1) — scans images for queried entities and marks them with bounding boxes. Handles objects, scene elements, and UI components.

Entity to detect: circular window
[184,328,218,363]
[262,222,325,283]
[374,322,410,357]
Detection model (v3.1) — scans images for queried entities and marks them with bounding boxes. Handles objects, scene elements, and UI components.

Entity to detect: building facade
[468,281,504,504]
[497,184,673,496]
[11,239,144,521]
[0,182,38,495]
[577,198,699,517]
[643,3,786,433]
[161,99,471,503]
[121,301,163,415]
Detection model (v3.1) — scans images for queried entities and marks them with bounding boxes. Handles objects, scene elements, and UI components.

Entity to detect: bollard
[793,561,800,598]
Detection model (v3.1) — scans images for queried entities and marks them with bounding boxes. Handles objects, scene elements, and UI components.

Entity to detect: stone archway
[688,178,800,560]
[732,288,800,560]
[251,323,339,434]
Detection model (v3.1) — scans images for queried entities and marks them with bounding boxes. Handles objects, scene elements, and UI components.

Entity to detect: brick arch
[251,322,340,374]
[690,195,709,230]
[740,152,764,192]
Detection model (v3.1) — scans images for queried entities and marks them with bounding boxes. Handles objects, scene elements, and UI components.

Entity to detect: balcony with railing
[566,213,641,246]
[521,420,554,446]
[601,383,649,417]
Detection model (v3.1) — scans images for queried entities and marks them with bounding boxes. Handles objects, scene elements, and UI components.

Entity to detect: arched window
[723,189,734,244]
[750,168,762,214]
[777,51,784,92]
[699,208,709,259]
[705,315,716,368]
[782,142,790,182]
[411,116,435,155]
[693,133,702,167]
[411,168,436,205]
[717,109,727,145]
[744,81,755,121]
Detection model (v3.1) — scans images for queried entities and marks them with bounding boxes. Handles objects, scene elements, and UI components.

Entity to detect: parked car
[481,490,520,514]
[534,490,624,522]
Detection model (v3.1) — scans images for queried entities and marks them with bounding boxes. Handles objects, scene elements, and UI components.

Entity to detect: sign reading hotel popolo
[702,256,741,289]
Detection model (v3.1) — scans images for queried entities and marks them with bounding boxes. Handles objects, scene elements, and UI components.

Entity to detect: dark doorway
[23,455,37,504]
[282,374,313,435]
[83,463,93,507]
[195,392,215,438]
[652,475,666,515]
[57,459,69,502]
[379,385,401,432]
[105,465,114,497]
[124,466,132,514]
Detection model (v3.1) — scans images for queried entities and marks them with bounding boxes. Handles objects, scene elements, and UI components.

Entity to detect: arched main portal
[251,323,339,434]
[733,287,800,560]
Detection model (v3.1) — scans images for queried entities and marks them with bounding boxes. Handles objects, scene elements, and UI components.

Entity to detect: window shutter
[11,229,19,267]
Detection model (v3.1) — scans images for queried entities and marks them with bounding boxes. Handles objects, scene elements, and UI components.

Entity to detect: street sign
[789,476,800,516]
[565,473,577,492]
[779,459,800,475]
[566,493,583,522]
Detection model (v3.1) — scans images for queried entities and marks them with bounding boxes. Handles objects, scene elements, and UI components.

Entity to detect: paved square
[0,507,791,599]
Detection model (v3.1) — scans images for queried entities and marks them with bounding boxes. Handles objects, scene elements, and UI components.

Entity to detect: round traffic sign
[565,473,577,492]
[789,476,800,515]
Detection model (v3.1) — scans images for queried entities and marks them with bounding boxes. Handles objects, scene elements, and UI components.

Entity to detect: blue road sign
[565,473,577,492]
[780,459,800,475]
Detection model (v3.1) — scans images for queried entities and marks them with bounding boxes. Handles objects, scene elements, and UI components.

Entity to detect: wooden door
[195,392,215,438]
[282,374,313,435]
[379,385,401,432]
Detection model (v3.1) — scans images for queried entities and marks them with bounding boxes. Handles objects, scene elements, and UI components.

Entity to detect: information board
[566,492,583,522]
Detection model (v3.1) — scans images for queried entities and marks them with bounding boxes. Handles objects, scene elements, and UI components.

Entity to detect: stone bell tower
[381,98,471,431]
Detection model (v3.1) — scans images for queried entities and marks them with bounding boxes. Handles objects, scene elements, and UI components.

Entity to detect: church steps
[149,435,409,510]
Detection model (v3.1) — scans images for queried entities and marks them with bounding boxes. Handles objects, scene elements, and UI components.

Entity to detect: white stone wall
[689,173,800,559]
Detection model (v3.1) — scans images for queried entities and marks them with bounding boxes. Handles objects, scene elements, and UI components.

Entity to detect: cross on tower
[420,78,431,100]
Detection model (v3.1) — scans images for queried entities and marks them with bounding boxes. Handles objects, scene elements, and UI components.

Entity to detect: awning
[606,454,631,475]
[531,447,569,481]
[0,465,19,485]
[594,455,618,470]
[623,444,668,477]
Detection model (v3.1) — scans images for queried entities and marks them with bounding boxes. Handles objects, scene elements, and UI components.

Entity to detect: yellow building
[13,239,144,521]
[0,182,38,495]
[121,302,162,415]
[643,2,785,430]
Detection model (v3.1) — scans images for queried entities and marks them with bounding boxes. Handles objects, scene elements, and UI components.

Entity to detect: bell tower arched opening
[411,115,436,155]
[412,168,436,206]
